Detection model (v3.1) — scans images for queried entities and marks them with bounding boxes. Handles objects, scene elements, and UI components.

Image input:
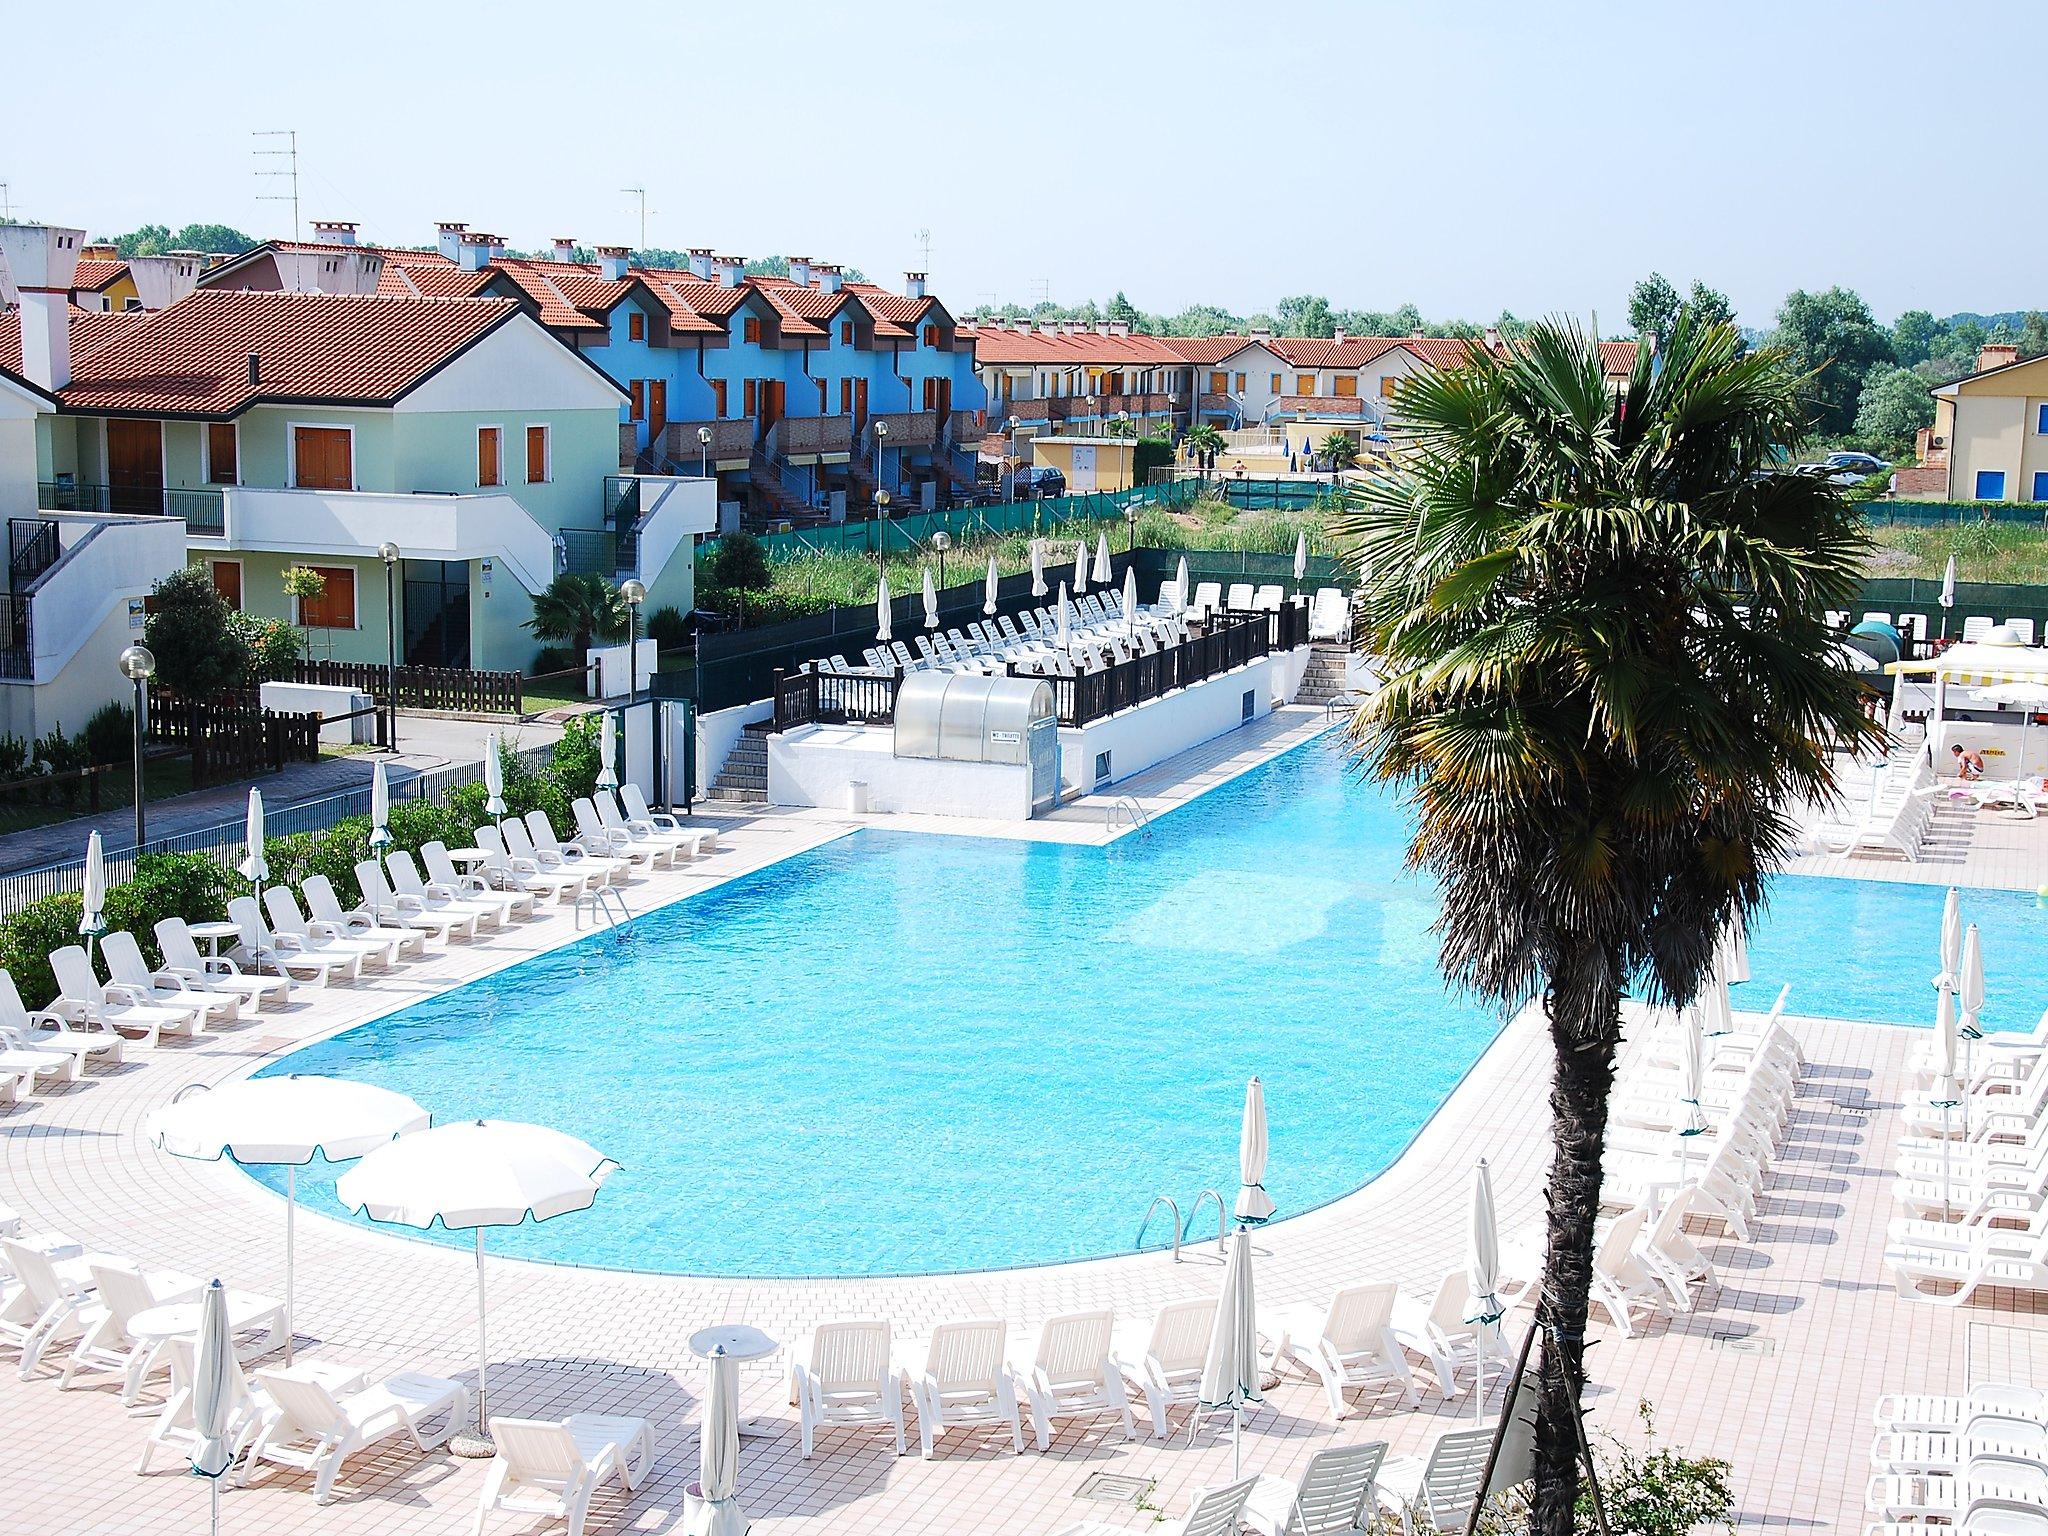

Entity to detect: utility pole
[621,186,649,249]
[253,130,300,238]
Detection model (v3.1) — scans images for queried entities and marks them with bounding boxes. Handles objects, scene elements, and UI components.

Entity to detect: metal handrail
[1183,1189,1228,1255]
[1105,795,1150,835]
[573,886,631,931]
[1136,1195,1183,1262]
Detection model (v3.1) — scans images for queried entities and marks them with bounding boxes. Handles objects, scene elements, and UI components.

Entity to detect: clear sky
[4,0,2039,328]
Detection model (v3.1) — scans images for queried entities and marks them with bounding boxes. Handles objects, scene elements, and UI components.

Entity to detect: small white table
[444,848,490,869]
[690,1323,778,1438]
[130,1290,287,1372]
[188,920,241,959]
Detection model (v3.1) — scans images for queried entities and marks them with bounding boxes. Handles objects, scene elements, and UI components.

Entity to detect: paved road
[0,712,572,874]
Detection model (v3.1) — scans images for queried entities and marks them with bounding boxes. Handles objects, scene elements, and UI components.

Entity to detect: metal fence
[1856,578,2048,638]
[0,743,556,916]
[1859,500,2048,527]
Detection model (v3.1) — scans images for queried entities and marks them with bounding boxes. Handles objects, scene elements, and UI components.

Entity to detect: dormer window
[743,316,762,344]
[628,312,646,342]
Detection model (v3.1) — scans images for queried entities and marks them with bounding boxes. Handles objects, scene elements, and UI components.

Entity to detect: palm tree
[525,572,628,656]
[1103,415,1137,439]
[1336,316,1875,1533]
[1183,423,1225,465]
[1319,431,1358,472]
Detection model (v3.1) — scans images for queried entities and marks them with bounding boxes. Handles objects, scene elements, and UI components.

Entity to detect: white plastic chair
[62,1260,200,1400]
[913,1319,1022,1458]
[572,798,667,869]
[1273,1282,1421,1421]
[243,1366,469,1502]
[1390,1271,1510,1400]
[387,850,504,930]
[154,918,291,1010]
[1589,1207,1667,1336]
[1243,1439,1389,1536]
[1375,1426,1497,1536]
[1117,1296,1216,1439]
[509,814,626,888]
[0,969,124,1069]
[474,825,586,903]
[353,860,478,943]
[792,1320,904,1458]
[2,1238,104,1377]
[620,784,718,855]
[137,1337,364,1476]
[1021,1310,1137,1451]
[227,898,358,986]
[100,931,242,1026]
[475,1414,654,1536]
[302,875,429,957]
[422,842,534,923]
[264,886,398,971]
[1056,1476,1257,1536]
[50,943,202,1045]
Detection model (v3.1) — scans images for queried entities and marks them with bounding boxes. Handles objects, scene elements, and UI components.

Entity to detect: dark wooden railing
[289,660,524,715]
[151,698,322,786]
[773,667,902,731]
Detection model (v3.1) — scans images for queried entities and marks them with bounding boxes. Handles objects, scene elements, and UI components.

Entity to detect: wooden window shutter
[629,381,645,421]
[526,425,548,482]
[628,312,646,341]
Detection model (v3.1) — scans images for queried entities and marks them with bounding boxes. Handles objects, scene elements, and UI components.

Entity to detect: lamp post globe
[118,645,156,851]
[873,487,891,576]
[932,530,951,590]
[118,644,155,683]
[697,424,713,480]
[376,542,401,752]
[620,579,646,706]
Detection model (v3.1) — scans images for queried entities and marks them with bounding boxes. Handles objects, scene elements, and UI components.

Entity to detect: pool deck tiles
[2,711,2046,1533]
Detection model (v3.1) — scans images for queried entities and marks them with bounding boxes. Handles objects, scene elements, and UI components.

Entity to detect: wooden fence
[290,660,524,715]
[151,698,322,786]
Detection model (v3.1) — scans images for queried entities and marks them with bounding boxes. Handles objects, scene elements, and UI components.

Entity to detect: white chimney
[715,255,744,288]
[0,224,84,390]
[814,262,842,294]
[458,232,497,272]
[788,256,812,286]
[312,220,358,246]
[435,222,467,260]
[595,246,630,281]
[1333,327,1347,344]
[552,237,576,264]
[1250,326,1272,341]
[1109,321,1130,337]
[904,270,927,300]
[1410,327,1425,340]
[1483,325,1501,350]
[688,247,714,281]
[126,252,202,310]
[1096,321,1112,336]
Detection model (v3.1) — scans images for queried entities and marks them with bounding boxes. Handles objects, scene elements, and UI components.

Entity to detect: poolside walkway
[2,715,2043,1533]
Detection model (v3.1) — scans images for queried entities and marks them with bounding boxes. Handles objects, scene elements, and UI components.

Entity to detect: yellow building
[1929,344,2048,503]
[1030,435,1136,493]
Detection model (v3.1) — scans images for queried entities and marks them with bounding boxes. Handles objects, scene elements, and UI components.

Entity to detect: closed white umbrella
[1936,886,1963,993]
[1717,912,1750,985]
[236,789,267,883]
[190,1279,234,1536]
[875,574,893,644]
[1234,1077,1275,1223]
[1462,1158,1506,1417]
[1292,530,1308,582]
[690,1345,750,1536]
[1673,1003,1711,1185]
[483,730,507,818]
[79,829,107,948]
[337,1120,617,1453]
[1092,532,1111,585]
[1056,582,1072,653]
[983,554,1000,617]
[1072,539,1088,594]
[1174,555,1190,613]
[1030,539,1047,598]
[369,759,392,850]
[596,709,618,790]
[1960,920,1987,1100]
[1195,1225,1262,1477]
[922,567,938,630]
[1931,985,1964,1219]
[147,1075,429,1364]
[1940,553,1957,639]
[1699,974,1735,1039]
[1123,567,1139,638]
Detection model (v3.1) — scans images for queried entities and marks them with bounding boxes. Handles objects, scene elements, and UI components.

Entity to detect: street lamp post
[118,644,155,851]
[621,579,646,706]
[932,530,950,592]
[697,424,712,480]
[873,417,889,505]
[1006,414,1021,503]
[1168,392,1179,444]
[378,541,400,752]
[873,489,891,579]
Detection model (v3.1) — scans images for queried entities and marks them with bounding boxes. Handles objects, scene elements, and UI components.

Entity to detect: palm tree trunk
[1531,962,1623,1536]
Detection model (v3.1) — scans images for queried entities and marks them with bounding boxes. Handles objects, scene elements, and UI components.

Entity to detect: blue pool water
[258,734,2048,1277]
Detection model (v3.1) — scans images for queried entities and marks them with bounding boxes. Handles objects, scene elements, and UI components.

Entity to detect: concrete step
[708,788,767,803]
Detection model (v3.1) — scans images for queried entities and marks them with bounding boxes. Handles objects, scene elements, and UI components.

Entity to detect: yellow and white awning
[1885,642,2048,687]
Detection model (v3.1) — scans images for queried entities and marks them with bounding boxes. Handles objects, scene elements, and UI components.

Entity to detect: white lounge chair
[1391,1271,1510,1400]
[1589,1207,1669,1336]
[302,875,429,959]
[50,944,202,1046]
[387,850,504,931]
[1226,582,1255,611]
[422,842,534,923]
[1636,1189,1717,1310]
[1375,1426,1497,1536]
[137,1337,364,1476]
[1053,1476,1257,1536]
[0,969,124,1070]
[521,811,630,887]
[791,1320,904,1458]
[228,898,358,986]
[1888,1230,2048,1307]
[912,1319,1022,1458]
[1021,1309,1138,1451]
[3,1238,108,1378]
[1254,584,1285,612]
[1272,1282,1421,1421]
[1243,1439,1389,1536]
[1188,582,1222,620]
[572,798,668,870]
[619,785,718,856]
[98,931,242,1027]
[354,860,478,944]
[476,1414,655,1536]
[1308,588,1349,641]
[1875,1385,2048,1433]
[243,1365,469,1502]
[62,1260,200,1400]
[592,795,691,865]
[1116,1296,1216,1439]
[154,918,291,1011]
[474,825,587,903]
[0,1023,79,1094]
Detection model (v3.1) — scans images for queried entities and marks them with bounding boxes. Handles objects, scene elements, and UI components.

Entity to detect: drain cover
[1709,1334,1776,1355]
[1077,1474,1154,1504]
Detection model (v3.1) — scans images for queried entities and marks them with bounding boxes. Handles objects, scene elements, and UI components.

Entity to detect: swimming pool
[258,733,2048,1278]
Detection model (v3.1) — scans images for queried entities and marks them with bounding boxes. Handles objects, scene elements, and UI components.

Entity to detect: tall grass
[1867,520,2048,584]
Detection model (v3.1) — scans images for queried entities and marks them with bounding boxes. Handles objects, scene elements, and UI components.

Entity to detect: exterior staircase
[746,449,810,528]
[707,723,771,802]
[1295,643,1352,706]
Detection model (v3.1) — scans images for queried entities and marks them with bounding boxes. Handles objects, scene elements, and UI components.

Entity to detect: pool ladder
[1105,796,1152,837]
[1135,1188,1228,1262]
[573,886,631,930]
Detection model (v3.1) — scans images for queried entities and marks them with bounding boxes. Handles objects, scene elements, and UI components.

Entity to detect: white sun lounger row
[1867,1381,2048,1527]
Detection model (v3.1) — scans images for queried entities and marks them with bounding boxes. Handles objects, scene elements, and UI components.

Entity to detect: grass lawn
[0,753,198,835]
[1863,518,2048,584]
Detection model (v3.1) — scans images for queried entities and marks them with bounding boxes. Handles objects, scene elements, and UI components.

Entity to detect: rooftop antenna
[915,226,931,277]
[253,130,300,239]
[620,186,654,250]
[1030,277,1051,307]
[0,183,11,221]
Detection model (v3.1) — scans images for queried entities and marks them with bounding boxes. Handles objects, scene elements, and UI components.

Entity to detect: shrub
[233,613,302,683]
[0,852,232,1008]
[548,714,602,801]
[531,646,575,677]
[144,565,254,698]
[645,605,689,651]
[1579,1403,1735,1536]
[80,701,134,768]
[0,735,26,781]
[0,889,87,1009]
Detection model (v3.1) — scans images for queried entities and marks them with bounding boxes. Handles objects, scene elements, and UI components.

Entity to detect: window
[2038,403,2048,434]
[627,312,646,342]
[208,559,242,610]
[1297,374,1316,395]
[204,422,238,484]
[297,565,357,629]
[710,378,728,417]
[840,378,854,413]
[1976,470,2008,500]
[1379,376,1401,399]
[841,321,853,346]
[628,381,645,422]
[923,324,939,348]
[1208,371,1227,394]
[1333,376,1358,397]
[742,316,761,344]
[1269,373,1281,393]
[291,426,352,489]
[1233,372,1246,393]
[477,426,503,487]
[526,425,549,483]
[2034,471,2048,502]
[743,379,758,416]
[816,378,828,410]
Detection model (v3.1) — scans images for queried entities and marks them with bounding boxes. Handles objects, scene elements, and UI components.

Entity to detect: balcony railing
[665,419,756,464]
[870,411,939,450]
[772,415,854,460]
[0,594,30,681]
[37,481,226,531]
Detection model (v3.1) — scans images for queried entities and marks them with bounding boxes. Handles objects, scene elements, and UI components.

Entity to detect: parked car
[1799,451,1890,487]
[1014,466,1066,499]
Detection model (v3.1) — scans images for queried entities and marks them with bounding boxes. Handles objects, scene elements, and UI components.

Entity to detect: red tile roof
[0,307,143,374]
[47,289,523,418]
[379,262,495,300]
[963,326,1188,366]
[71,258,130,294]
[1598,340,1640,376]
[1157,335,1265,365]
